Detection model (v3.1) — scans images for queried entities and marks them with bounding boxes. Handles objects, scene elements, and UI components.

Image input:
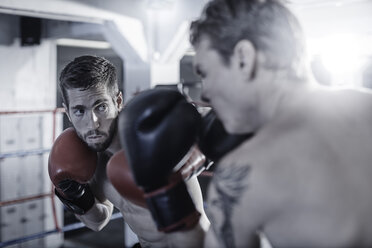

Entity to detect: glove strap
[55,186,94,215]
[144,178,201,233]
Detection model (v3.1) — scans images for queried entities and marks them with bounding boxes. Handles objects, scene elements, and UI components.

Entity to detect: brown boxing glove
[106,150,147,208]
[48,128,97,215]
[106,146,207,209]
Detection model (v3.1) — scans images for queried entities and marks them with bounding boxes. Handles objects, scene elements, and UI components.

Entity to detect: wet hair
[59,55,118,107]
[190,0,307,80]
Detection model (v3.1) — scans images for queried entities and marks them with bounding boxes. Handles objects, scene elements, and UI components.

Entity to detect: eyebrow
[71,105,85,110]
[71,99,109,110]
[93,99,109,107]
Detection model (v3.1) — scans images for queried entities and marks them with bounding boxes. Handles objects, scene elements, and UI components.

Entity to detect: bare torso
[79,153,209,248]
[205,87,372,248]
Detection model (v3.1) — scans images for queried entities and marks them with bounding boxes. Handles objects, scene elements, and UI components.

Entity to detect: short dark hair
[59,55,118,107]
[190,0,306,79]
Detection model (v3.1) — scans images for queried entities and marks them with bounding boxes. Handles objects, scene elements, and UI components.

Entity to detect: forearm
[185,176,210,231]
[75,198,114,231]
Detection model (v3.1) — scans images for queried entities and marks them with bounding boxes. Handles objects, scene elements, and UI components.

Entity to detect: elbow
[90,225,105,232]
[85,222,106,232]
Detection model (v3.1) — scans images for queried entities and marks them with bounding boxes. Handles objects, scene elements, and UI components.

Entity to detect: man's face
[193,37,259,134]
[64,86,121,152]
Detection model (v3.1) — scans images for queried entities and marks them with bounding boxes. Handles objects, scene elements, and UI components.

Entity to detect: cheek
[103,110,118,124]
[98,114,116,131]
[69,115,84,128]
[72,120,88,134]
[100,118,112,128]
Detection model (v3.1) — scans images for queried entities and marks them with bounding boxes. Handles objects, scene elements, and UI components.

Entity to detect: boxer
[189,0,372,247]
[49,55,209,247]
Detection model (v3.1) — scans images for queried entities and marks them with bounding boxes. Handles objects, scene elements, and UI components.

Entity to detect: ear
[233,40,256,80]
[116,91,123,111]
[62,103,72,122]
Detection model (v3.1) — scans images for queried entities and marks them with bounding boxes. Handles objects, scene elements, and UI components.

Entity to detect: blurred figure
[362,60,372,89]
[311,55,332,86]
[190,0,372,247]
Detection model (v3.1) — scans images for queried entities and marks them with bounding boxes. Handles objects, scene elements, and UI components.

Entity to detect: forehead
[66,86,111,107]
[193,37,224,68]
[194,37,213,60]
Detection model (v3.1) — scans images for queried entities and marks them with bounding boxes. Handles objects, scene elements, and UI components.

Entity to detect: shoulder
[311,87,372,116]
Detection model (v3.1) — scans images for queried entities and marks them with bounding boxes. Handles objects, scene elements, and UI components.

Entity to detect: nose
[200,81,211,104]
[87,111,99,129]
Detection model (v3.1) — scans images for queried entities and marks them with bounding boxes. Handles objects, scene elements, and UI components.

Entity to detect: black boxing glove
[198,110,253,162]
[54,179,94,215]
[119,88,202,232]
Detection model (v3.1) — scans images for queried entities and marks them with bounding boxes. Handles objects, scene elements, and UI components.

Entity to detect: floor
[62,217,125,248]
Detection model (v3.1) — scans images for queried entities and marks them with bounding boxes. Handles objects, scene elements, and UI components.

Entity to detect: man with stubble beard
[48,55,209,247]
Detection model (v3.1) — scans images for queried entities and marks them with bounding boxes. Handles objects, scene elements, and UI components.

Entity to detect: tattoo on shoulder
[209,163,251,248]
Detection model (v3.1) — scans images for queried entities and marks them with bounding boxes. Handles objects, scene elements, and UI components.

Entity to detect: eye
[73,109,84,117]
[196,68,206,79]
[97,103,108,112]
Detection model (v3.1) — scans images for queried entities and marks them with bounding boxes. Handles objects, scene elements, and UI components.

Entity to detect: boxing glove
[198,110,254,162]
[48,128,97,215]
[106,150,146,208]
[119,88,202,232]
[107,146,206,209]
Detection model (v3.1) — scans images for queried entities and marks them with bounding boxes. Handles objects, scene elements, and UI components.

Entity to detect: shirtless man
[189,0,372,247]
[48,55,209,247]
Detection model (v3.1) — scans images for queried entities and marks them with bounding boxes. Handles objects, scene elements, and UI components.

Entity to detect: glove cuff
[55,186,95,215]
[144,178,201,233]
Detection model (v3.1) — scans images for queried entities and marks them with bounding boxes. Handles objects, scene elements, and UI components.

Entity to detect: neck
[257,69,311,127]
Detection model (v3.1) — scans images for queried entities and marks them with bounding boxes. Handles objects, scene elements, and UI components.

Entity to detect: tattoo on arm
[208,164,251,248]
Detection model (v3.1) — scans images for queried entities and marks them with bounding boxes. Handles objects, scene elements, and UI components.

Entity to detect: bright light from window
[308,34,369,86]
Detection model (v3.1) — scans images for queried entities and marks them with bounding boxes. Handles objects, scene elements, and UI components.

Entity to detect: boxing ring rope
[0,148,51,159]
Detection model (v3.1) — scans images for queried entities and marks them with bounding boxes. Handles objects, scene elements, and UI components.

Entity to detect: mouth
[86,135,105,143]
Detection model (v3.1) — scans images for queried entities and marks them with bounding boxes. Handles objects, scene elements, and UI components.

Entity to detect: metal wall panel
[0,205,22,248]
[0,116,22,246]
[0,158,21,201]
[20,199,44,248]
[19,116,42,150]
[0,115,56,247]
[20,155,43,198]
[0,116,21,153]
